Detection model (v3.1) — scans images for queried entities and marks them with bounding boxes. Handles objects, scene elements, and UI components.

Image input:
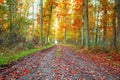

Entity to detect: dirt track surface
[0,45,120,80]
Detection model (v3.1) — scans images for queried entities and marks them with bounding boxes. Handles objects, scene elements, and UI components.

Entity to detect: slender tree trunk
[32,3,35,40]
[13,0,16,22]
[103,10,107,46]
[85,0,89,48]
[95,6,100,46]
[94,0,97,44]
[24,0,29,40]
[64,0,67,44]
[1,10,3,29]
[9,0,12,31]
[13,0,17,44]
[40,0,43,45]
[112,4,117,49]
[98,14,101,45]
[46,5,53,44]
[116,0,120,43]
[81,10,85,47]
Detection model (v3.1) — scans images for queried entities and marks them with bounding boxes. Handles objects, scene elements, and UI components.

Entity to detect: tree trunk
[81,11,85,47]
[46,5,53,44]
[1,10,3,29]
[103,10,107,46]
[95,6,100,46]
[40,0,43,45]
[85,0,89,48]
[64,0,67,44]
[116,0,120,43]
[112,3,117,49]
[32,3,35,40]
[13,0,17,44]
[24,0,29,40]
[9,0,12,31]
[13,0,16,22]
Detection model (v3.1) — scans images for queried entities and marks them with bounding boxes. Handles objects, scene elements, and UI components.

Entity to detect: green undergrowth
[0,44,54,66]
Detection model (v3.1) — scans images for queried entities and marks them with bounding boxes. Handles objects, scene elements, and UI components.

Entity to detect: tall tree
[32,2,35,40]
[102,0,108,46]
[84,0,89,47]
[116,0,120,43]
[81,1,85,47]
[46,1,53,44]
[40,0,43,44]
[64,0,67,44]
[13,0,17,23]
[8,0,12,31]
[112,0,117,48]
[95,0,100,46]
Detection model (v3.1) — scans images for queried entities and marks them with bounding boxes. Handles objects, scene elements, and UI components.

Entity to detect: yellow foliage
[3,23,9,30]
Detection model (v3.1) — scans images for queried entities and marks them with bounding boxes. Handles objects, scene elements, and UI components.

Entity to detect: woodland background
[0,0,120,65]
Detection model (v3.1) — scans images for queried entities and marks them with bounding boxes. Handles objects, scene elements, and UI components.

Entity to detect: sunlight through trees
[0,0,120,50]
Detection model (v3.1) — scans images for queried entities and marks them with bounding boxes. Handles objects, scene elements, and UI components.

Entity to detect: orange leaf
[0,0,4,3]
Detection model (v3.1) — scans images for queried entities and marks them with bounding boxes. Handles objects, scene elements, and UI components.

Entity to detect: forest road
[0,45,120,80]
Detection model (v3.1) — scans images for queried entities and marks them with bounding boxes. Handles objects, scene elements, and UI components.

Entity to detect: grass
[0,44,54,66]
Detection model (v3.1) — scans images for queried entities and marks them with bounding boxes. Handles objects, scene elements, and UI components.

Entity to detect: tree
[46,0,53,44]
[84,0,89,48]
[63,0,67,44]
[101,0,108,47]
[116,0,120,43]
[81,1,85,47]
[40,0,43,45]
[112,0,117,48]
[94,0,100,46]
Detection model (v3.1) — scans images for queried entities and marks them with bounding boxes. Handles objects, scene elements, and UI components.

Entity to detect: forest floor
[0,45,120,80]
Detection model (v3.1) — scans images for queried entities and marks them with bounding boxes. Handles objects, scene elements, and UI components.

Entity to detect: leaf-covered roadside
[0,44,54,66]
[63,44,120,68]
[0,45,119,80]
[75,47,120,68]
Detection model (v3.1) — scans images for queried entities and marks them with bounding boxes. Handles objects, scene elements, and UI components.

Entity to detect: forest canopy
[0,0,120,50]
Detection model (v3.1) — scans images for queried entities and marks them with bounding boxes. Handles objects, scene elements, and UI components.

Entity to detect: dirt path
[0,45,120,80]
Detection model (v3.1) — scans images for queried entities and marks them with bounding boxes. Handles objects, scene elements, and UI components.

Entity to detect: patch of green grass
[0,44,54,66]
